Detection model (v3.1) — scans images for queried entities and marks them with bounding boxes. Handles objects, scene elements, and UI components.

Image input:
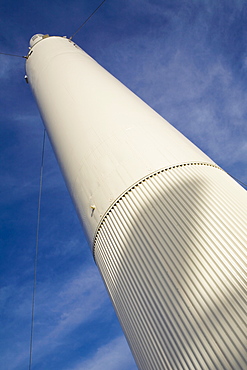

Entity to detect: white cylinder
[26,35,214,244]
[26,35,247,369]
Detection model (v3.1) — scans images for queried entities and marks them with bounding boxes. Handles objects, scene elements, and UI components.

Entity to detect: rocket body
[26,35,247,369]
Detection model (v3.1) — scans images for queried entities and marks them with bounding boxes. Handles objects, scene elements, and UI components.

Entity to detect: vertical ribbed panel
[94,164,247,370]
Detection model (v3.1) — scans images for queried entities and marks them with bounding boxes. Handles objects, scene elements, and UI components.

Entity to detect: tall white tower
[26,34,246,369]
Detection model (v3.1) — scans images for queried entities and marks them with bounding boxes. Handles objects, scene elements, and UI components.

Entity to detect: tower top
[29,34,49,48]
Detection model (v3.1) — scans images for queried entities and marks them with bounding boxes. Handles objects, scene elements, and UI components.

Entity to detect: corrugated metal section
[94,163,247,370]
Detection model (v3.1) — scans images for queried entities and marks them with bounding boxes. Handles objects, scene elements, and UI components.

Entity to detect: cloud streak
[70,336,136,370]
[1,266,111,370]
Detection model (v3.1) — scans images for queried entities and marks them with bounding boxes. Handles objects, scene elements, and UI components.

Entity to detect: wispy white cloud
[70,335,136,370]
[0,266,109,370]
[0,55,22,80]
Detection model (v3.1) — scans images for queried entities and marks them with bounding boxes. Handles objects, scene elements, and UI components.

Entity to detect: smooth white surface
[26,36,215,244]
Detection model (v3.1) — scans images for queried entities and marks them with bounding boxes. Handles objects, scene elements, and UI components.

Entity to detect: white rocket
[26,34,246,369]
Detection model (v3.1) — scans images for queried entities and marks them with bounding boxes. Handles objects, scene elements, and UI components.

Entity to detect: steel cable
[28,129,46,370]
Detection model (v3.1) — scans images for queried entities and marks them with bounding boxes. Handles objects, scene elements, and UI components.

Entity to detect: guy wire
[28,129,46,370]
[69,0,106,40]
[0,52,26,58]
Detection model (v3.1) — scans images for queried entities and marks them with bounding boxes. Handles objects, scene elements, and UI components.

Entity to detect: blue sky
[0,1,246,369]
